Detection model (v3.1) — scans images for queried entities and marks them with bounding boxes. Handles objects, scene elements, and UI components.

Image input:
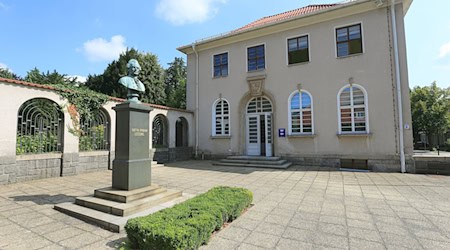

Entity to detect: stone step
[226,156,281,161]
[55,194,190,233]
[213,161,292,169]
[94,185,165,203]
[76,189,182,217]
[152,161,165,167]
[219,159,287,165]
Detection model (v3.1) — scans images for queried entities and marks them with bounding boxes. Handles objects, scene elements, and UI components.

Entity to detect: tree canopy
[164,57,186,109]
[85,48,168,105]
[24,67,78,85]
[410,82,450,146]
[0,67,21,80]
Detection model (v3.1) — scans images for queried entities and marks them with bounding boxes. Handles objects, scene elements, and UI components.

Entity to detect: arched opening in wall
[16,98,64,155]
[79,108,110,151]
[175,117,188,147]
[152,114,168,148]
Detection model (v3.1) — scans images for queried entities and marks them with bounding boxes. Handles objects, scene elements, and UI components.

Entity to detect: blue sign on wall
[278,128,286,137]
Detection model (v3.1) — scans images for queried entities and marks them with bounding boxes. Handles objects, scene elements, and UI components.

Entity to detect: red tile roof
[0,77,192,113]
[235,4,339,32]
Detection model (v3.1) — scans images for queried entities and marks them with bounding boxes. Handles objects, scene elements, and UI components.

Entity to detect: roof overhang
[177,0,413,55]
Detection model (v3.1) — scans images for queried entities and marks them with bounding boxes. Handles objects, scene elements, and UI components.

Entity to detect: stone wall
[414,156,450,175]
[0,154,62,184]
[153,147,193,163]
[77,151,112,173]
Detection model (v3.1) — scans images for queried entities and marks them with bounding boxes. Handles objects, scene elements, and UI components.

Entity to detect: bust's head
[127,59,141,76]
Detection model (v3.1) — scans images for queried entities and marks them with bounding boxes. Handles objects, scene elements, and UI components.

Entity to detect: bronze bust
[119,59,145,103]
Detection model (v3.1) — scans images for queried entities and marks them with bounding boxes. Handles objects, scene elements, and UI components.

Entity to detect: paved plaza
[1,161,450,249]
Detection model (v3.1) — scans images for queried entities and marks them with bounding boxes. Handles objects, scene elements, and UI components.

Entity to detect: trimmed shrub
[125,186,253,250]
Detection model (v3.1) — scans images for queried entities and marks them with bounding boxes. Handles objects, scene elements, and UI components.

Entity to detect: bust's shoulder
[119,76,134,84]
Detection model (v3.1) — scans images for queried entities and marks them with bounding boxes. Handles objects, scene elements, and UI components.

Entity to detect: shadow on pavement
[9,194,75,205]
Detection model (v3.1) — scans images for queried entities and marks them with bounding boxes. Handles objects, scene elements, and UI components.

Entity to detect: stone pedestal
[112,102,153,190]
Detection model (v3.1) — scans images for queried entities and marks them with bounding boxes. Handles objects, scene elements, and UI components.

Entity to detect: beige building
[178,0,414,172]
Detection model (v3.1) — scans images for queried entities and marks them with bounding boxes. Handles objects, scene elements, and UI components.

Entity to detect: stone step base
[213,156,292,169]
[225,156,282,161]
[152,161,165,168]
[219,159,288,166]
[94,185,164,203]
[214,162,292,169]
[75,189,182,216]
[55,194,191,233]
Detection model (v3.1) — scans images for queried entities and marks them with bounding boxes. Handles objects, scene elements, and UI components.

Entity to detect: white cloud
[438,42,450,58]
[155,0,227,26]
[68,75,87,84]
[81,35,126,62]
[0,62,11,72]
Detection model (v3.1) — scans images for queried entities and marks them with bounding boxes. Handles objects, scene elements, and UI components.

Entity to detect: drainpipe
[391,0,406,173]
[192,43,199,158]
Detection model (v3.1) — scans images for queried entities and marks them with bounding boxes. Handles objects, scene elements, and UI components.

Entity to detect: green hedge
[125,186,253,250]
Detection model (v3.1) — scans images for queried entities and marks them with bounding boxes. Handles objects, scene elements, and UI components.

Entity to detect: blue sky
[0,0,449,88]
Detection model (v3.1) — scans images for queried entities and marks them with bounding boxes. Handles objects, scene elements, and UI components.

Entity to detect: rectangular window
[288,35,309,64]
[336,24,362,57]
[213,53,228,77]
[247,45,265,71]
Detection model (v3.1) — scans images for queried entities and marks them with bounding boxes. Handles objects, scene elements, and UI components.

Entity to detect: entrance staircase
[213,156,292,169]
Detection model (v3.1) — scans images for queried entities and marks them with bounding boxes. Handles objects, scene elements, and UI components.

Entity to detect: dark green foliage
[54,83,109,121]
[165,57,187,109]
[0,67,21,80]
[410,82,450,148]
[24,67,78,85]
[125,186,253,250]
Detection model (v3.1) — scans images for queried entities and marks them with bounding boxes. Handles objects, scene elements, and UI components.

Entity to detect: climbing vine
[53,84,109,137]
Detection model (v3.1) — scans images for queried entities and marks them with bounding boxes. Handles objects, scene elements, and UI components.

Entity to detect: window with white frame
[336,23,363,57]
[289,90,313,134]
[287,35,309,64]
[339,85,367,133]
[213,99,230,135]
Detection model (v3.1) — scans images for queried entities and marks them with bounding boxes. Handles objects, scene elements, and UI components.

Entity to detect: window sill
[212,75,228,79]
[210,135,231,139]
[287,61,310,67]
[337,132,371,137]
[336,52,363,59]
[288,133,316,138]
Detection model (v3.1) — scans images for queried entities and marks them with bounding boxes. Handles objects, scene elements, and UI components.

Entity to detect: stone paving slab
[0,160,449,249]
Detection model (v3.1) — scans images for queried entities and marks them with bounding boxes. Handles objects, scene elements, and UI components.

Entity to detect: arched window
[247,96,272,113]
[338,84,368,133]
[16,98,63,155]
[289,90,313,134]
[152,114,168,148]
[79,108,110,151]
[212,99,230,136]
[176,117,188,147]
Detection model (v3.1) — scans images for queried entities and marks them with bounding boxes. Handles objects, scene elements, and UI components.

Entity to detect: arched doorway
[246,96,273,156]
[175,117,188,147]
[152,114,168,148]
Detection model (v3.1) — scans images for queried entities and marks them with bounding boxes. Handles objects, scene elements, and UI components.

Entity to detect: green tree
[410,82,450,148]
[0,67,21,80]
[85,48,166,104]
[24,67,77,85]
[164,57,186,109]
